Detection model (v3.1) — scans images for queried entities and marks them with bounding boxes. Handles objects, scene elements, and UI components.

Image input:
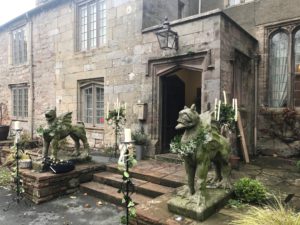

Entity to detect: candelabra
[4,124,30,211]
[118,130,135,225]
[106,106,126,158]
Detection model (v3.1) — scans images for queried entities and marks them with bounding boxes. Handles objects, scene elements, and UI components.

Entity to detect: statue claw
[197,193,206,207]
[216,179,232,189]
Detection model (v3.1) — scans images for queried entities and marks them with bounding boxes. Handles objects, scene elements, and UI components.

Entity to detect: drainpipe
[27,13,35,139]
[253,54,260,156]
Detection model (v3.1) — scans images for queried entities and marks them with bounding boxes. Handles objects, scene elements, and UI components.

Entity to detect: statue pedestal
[168,186,233,221]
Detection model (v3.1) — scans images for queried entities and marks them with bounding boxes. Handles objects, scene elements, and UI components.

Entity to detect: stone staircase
[80,162,184,207]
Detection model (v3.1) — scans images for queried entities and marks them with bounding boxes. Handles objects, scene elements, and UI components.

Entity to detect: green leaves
[123,171,129,178]
[118,153,137,224]
[234,178,267,204]
[170,127,209,157]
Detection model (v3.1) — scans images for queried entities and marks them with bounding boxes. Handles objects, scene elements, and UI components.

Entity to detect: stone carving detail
[42,109,89,160]
[175,105,231,205]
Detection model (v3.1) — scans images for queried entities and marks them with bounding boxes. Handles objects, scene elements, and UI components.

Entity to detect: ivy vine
[118,154,137,224]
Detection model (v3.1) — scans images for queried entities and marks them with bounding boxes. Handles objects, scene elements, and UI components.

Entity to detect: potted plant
[0,103,10,141]
[132,130,148,160]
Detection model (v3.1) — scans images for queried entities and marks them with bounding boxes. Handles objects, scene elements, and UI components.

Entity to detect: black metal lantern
[155,17,178,50]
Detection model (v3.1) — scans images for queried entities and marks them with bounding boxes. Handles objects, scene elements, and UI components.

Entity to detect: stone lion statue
[42,109,89,161]
[175,104,231,205]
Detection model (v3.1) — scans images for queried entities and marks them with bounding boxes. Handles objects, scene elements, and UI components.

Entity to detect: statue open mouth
[175,121,186,130]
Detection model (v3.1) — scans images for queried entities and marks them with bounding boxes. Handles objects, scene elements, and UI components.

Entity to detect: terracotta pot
[229,155,240,170]
[0,125,9,141]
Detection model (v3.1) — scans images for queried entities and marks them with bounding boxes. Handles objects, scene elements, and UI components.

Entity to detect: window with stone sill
[228,0,241,6]
[11,86,28,118]
[268,26,300,108]
[79,81,104,126]
[12,26,27,65]
[76,0,106,51]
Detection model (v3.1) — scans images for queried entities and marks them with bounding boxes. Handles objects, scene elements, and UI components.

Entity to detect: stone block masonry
[20,163,105,204]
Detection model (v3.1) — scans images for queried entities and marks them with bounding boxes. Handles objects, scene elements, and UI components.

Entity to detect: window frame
[268,30,290,108]
[78,79,104,127]
[266,24,300,109]
[76,0,107,52]
[10,84,29,120]
[11,25,28,65]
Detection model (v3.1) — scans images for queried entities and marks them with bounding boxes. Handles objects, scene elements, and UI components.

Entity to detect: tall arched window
[269,32,289,107]
[294,29,300,106]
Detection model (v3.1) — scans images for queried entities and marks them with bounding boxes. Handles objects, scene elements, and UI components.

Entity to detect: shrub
[0,167,12,187]
[296,160,300,172]
[132,131,148,145]
[234,178,267,204]
[230,198,300,225]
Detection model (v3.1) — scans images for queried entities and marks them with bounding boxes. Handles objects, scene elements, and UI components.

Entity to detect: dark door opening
[161,75,185,153]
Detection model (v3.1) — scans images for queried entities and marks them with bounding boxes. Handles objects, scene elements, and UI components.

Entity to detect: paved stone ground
[0,155,299,225]
[0,188,124,225]
[134,156,300,224]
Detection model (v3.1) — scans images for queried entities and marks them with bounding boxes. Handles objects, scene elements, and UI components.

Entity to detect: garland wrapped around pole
[118,139,137,224]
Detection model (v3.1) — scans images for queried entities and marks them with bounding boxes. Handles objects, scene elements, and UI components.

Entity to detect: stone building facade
[0,0,298,157]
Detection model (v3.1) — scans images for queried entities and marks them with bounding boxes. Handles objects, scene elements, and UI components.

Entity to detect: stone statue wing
[57,112,73,126]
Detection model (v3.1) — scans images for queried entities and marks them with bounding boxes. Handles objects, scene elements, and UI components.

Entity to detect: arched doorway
[160,69,202,153]
[147,51,207,154]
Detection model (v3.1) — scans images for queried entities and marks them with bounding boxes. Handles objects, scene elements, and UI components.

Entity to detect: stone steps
[80,182,152,206]
[93,171,174,198]
[106,164,184,188]
[155,153,183,164]
[80,161,185,208]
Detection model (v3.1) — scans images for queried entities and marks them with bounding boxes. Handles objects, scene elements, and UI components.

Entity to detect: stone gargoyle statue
[42,109,90,161]
[174,104,231,205]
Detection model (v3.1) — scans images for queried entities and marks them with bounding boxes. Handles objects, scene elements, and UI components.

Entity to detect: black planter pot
[0,125,9,141]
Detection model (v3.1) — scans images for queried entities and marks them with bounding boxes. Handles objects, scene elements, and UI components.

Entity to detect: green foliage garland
[219,103,236,130]
[170,126,211,157]
[118,154,137,224]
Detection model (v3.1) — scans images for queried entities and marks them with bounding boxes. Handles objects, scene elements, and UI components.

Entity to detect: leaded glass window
[294,30,300,106]
[81,84,104,125]
[12,86,28,118]
[269,32,289,107]
[77,0,106,51]
[12,26,27,65]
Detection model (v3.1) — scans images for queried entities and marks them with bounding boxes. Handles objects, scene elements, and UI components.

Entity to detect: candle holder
[119,141,136,225]
[106,107,126,158]
[4,128,31,211]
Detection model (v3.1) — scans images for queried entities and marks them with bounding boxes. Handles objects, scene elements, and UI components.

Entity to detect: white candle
[124,129,132,142]
[14,121,21,130]
[124,102,127,111]
[223,91,227,105]
[232,98,235,111]
[214,98,217,120]
[106,102,109,118]
[235,99,238,121]
[217,100,221,121]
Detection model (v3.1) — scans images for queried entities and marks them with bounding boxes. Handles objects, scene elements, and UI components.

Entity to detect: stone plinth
[20,163,105,204]
[168,186,233,221]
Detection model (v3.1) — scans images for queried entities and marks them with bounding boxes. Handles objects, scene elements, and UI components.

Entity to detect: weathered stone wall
[223,0,300,157]
[142,0,200,29]
[201,0,224,13]
[0,0,258,155]
[220,16,257,154]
